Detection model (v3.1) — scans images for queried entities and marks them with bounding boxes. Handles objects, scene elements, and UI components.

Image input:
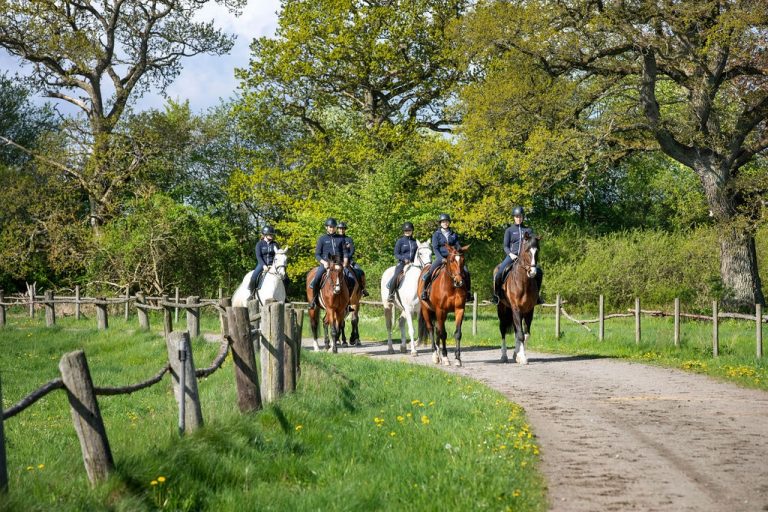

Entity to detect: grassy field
[0,311,546,511]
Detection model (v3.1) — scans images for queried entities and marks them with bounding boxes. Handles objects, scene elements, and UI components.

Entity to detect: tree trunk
[697,164,765,309]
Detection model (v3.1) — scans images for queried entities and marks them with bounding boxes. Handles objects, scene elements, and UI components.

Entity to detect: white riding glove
[509,253,518,260]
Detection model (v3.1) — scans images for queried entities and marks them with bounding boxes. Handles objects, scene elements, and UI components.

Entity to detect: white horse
[380,241,432,355]
[232,248,289,307]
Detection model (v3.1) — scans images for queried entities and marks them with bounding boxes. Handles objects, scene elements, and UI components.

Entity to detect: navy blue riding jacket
[315,234,346,263]
[394,236,417,263]
[255,239,278,266]
[339,235,356,263]
[503,223,535,257]
[431,228,460,259]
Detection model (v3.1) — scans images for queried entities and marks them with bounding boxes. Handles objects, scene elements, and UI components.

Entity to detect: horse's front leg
[340,316,347,346]
[453,307,465,367]
[436,310,449,366]
[384,303,395,354]
[350,308,360,346]
[404,309,418,356]
[309,307,321,352]
[498,304,509,363]
[422,306,439,364]
[398,314,408,353]
[518,310,534,365]
[512,308,527,365]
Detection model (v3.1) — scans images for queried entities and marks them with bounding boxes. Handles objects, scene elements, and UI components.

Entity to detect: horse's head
[522,233,540,278]
[416,240,432,267]
[445,244,469,288]
[327,254,344,294]
[273,247,288,280]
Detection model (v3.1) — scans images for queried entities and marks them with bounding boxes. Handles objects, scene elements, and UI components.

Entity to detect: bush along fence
[0,298,304,491]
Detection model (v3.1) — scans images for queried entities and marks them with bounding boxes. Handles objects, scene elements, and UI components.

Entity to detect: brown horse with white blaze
[418,244,470,366]
[496,232,540,364]
[305,256,350,353]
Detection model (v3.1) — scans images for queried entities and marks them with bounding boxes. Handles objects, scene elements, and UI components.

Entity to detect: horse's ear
[461,244,470,253]
[523,232,531,240]
[282,245,290,252]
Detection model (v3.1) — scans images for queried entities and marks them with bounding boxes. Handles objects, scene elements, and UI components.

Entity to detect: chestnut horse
[418,244,470,366]
[340,267,362,346]
[305,256,350,353]
[496,233,540,364]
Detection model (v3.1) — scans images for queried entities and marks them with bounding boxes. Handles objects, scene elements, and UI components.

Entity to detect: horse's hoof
[387,346,395,355]
[456,359,462,367]
[342,341,348,347]
[400,345,407,354]
[432,353,440,364]
[500,354,508,363]
[443,359,451,367]
[410,350,418,357]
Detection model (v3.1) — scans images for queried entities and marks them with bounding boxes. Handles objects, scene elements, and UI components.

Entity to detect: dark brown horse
[305,257,350,353]
[340,267,362,346]
[418,244,470,366]
[496,233,540,363]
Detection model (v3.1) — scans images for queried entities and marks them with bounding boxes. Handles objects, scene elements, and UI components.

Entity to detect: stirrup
[490,295,499,305]
[361,288,370,297]
[420,291,429,301]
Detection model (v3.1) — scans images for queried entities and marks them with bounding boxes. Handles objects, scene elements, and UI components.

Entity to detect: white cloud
[0,0,281,113]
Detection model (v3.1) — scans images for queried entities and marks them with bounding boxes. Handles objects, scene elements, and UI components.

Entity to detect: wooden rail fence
[0,298,303,491]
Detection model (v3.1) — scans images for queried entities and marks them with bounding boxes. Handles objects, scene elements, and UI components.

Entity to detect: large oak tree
[459,0,767,307]
[0,0,244,233]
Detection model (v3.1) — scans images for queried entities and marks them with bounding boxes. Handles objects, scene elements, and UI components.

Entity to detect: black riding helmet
[261,225,276,236]
[438,213,451,222]
[512,206,525,217]
[402,221,414,231]
[324,218,338,228]
[337,221,348,229]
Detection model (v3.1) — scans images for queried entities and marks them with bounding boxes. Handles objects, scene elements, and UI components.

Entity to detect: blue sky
[0,1,281,114]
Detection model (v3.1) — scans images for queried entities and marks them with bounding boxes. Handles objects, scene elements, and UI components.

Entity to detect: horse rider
[387,221,418,304]
[248,225,279,298]
[337,221,369,297]
[490,206,544,305]
[309,217,348,308]
[420,213,472,301]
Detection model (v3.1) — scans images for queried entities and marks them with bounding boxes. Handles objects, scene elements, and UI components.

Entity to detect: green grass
[0,313,546,512]
[340,303,768,391]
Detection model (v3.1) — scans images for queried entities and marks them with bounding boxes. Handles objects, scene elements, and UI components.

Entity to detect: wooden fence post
[28,283,35,318]
[75,285,81,320]
[124,286,130,321]
[757,303,763,359]
[283,304,297,393]
[219,297,231,341]
[0,374,8,492]
[96,298,108,330]
[59,350,114,485]
[0,290,5,328]
[226,306,262,412]
[261,302,285,404]
[165,331,203,433]
[162,295,172,338]
[295,308,304,376]
[136,292,150,330]
[45,290,56,327]
[635,298,641,344]
[674,298,681,347]
[712,300,719,357]
[186,296,200,338]
[598,294,604,341]
[174,287,180,323]
[472,293,478,336]
[555,294,561,339]
[248,299,261,351]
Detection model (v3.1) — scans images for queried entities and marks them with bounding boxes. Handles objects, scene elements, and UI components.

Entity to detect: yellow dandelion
[513,489,521,497]
[406,412,413,418]
[389,431,396,437]
[428,401,435,407]
[26,466,33,471]
[37,464,44,470]
[157,476,166,483]
[421,415,430,425]
[295,425,303,431]
[411,399,420,406]
[151,480,158,486]
[397,415,405,423]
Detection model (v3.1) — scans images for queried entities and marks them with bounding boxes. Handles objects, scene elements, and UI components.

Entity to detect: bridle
[445,251,465,288]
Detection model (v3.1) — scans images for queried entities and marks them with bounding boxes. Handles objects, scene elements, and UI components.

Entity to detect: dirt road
[307,340,768,511]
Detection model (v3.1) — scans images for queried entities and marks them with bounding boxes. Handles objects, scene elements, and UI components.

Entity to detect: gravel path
[304,340,768,511]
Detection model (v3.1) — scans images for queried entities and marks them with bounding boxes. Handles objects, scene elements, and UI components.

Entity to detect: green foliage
[89,194,242,295]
